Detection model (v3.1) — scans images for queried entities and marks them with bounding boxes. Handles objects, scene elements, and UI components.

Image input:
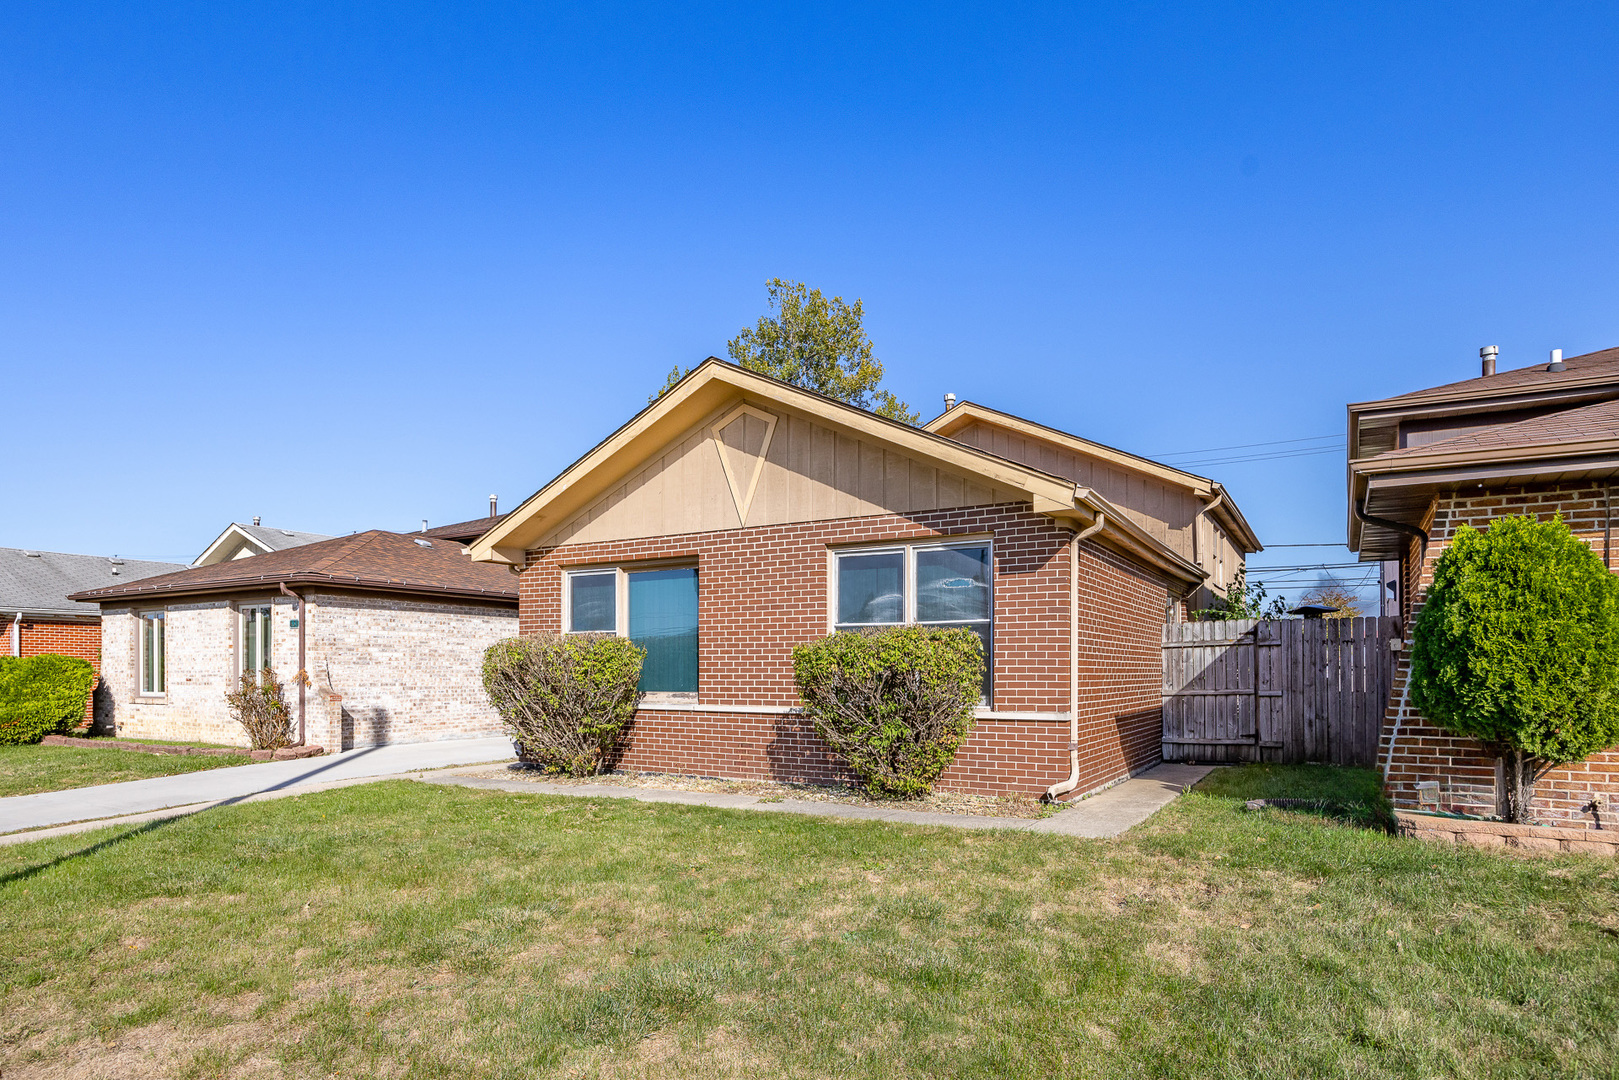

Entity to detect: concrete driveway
[0,736,515,835]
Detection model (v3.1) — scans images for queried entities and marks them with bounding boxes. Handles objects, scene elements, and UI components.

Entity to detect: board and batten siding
[944,418,1244,581]
[543,398,1029,547]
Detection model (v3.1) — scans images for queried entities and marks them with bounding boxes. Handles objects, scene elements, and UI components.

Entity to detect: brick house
[469,359,1260,798]
[1350,344,1619,828]
[2,547,188,726]
[72,530,518,751]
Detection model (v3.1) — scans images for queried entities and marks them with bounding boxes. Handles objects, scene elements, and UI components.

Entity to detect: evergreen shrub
[0,654,96,745]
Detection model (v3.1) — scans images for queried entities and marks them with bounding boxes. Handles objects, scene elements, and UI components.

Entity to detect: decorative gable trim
[709,403,778,526]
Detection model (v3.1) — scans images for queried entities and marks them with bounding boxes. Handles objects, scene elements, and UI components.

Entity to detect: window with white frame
[240,604,272,676]
[565,566,699,695]
[833,541,993,700]
[139,610,166,695]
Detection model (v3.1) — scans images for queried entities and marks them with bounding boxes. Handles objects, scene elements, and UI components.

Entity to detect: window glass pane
[243,609,258,673]
[142,617,153,692]
[155,617,164,692]
[916,546,991,622]
[569,572,617,632]
[836,551,904,625]
[629,568,698,693]
[143,613,165,693]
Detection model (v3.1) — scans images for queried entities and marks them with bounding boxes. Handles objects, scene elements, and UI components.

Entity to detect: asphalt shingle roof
[232,524,333,552]
[71,530,518,605]
[1380,346,1619,404]
[1,549,189,618]
[1376,397,1619,461]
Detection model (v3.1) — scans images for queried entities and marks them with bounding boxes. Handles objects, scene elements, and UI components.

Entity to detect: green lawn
[0,743,252,799]
[1,765,1615,1078]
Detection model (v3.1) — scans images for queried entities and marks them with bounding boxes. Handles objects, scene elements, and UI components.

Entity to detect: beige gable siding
[947,420,1201,558]
[544,400,1027,546]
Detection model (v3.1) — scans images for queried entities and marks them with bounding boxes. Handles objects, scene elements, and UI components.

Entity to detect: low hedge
[792,625,983,798]
[482,633,644,776]
[0,654,97,745]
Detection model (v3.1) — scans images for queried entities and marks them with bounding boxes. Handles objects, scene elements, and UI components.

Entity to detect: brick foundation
[1379,482,1619,829]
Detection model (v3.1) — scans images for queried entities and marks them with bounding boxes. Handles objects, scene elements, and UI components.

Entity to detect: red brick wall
[1379,482,1619,828]
[516,502,1173,795]
[1074,544,1170,792]
[4,615,101,726]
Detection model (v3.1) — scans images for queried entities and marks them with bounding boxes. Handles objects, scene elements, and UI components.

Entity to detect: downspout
[11,612,21,657]
[277,583,307,746]
[1354,495,1429,605]
[1045,511,1105,802]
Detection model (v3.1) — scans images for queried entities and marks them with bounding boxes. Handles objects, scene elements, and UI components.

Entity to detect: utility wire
[1151,432,1342,458]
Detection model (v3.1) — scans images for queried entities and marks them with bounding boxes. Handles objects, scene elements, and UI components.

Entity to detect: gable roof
[1,548,188,619]
[193,522,334,567]
[469,358,1210,589]
[925,400,1262,553]
[73,531,518,606]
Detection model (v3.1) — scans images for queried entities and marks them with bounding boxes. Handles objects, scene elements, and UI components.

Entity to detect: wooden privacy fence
[1161,616,1397,766]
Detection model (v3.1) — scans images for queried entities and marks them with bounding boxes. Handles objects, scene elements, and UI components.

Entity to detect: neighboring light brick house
[1350,344,1619,828]
[470,359,1260,798]
[1,547,188,727]
[72,531,518,751]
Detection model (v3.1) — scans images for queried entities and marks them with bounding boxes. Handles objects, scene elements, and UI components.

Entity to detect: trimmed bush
[1410,514,1619,822]
[792,625,983,798]
[225,668,294,750]
[0,654,96,745]
[482,633,645,776]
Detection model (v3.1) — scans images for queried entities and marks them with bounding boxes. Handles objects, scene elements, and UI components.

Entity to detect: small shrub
[1410,514,1619,822]
[482,634,644,776]
[792,625,983,798]
[0,654,96,745]
[225,668,294,750]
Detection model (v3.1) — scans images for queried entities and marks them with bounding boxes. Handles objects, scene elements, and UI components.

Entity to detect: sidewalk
[0,736,515,836]
[417,761,1214,837]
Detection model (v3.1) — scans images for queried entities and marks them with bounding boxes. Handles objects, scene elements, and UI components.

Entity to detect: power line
[1167,445,1346,469]
[1262,543,1349,548]
[1151,432,1342,458]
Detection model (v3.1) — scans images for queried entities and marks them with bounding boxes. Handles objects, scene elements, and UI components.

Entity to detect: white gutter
[1045,512,1105,802]
[10,612,19,657]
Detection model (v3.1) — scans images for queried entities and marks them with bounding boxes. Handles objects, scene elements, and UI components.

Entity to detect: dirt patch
[464,766,1059,819]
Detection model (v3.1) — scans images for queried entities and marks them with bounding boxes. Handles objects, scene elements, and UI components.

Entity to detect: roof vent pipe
[490,494,498,517]
[421,519,428,532]
[943,393,956,411]
[1548,348,1566,372]
[253,516,261,526]
[1480,345,1498,377]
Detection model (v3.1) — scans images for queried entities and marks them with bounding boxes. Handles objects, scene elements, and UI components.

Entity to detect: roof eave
[73,573,518,606]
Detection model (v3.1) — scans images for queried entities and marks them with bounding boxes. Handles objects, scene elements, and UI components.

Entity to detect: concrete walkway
[0,736,515,836]
[417,761,1214,837]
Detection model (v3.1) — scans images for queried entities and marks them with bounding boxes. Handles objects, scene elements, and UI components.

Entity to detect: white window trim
[239,603,273,677]
[829,539,995,703]
[828,539,995,631]
[138,609,166,698]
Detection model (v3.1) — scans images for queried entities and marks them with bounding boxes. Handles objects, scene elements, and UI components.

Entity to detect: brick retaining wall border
[1396,810,1619,855]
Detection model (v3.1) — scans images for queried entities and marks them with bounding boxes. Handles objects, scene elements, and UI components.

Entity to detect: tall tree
[654,278,919,424]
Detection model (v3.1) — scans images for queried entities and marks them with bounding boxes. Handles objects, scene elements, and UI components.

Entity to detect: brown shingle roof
[1373,397,1619,461]
[69,531,518,605]
[420,514,507,543]
[1377,346,1619,405]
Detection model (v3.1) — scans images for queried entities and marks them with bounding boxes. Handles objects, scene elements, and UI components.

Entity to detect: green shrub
[225,668,294,750]
[482,633,645,776]
[792,626,983,798]
[0,654,96,745]
[1410,514,1619,822]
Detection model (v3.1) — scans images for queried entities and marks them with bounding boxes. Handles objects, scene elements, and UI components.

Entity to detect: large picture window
[565,566,699,695]
[834,542,993,700]
[140,611,166,695]
[241,605,272,675]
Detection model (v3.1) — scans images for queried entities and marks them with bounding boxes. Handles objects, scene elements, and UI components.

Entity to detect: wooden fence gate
[1161,617,1397,766]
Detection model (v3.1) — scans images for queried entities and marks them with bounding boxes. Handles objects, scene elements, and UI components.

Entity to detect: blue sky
[4,3,1617,608]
